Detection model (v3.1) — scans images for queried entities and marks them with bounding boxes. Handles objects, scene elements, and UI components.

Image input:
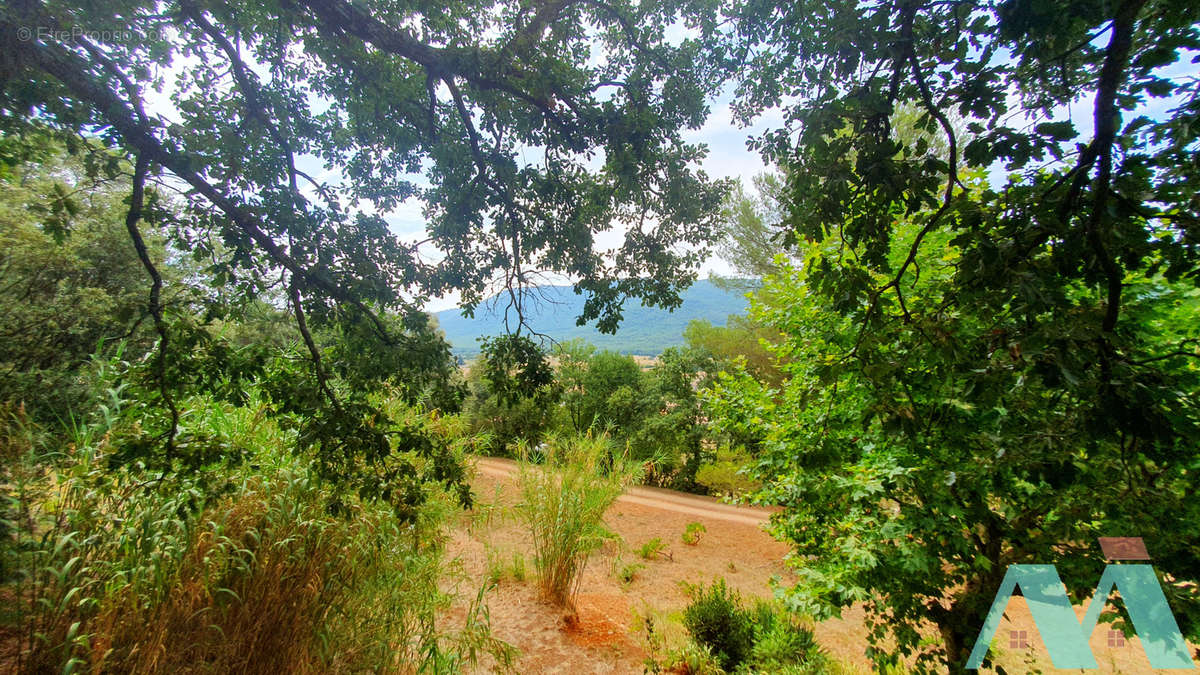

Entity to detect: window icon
[1010,630,1030,649]
[1108,630,1125,648]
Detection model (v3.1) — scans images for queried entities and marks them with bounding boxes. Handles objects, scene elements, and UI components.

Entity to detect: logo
[966,538,1195,669]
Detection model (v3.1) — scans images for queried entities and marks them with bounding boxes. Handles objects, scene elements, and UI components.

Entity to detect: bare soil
[447,457,1194,674]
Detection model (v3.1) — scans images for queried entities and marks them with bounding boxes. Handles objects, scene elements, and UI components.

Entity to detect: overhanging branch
[11,29,398,342]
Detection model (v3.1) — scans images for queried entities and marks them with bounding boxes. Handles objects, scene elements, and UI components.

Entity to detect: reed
[515,433,637,609]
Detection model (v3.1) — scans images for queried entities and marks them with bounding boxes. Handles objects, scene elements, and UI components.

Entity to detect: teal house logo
[967,538,1195,669]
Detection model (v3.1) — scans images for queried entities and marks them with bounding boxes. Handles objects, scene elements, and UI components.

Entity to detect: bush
[671,640,726,675]
[694,445,760,499]
[612,557,645,587]
[516,433,636,608]
[637,537,667,560]
[682,579,755,671]
[742,599,828,673]
[750,621,821,671]
[675,589,830,674]
[682,521,707,546]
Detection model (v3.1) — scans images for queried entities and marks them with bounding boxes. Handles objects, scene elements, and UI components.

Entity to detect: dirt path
[447,457,797,674]
[472,457,777,527]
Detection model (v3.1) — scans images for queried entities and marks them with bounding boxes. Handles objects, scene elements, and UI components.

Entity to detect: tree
[635,346,715,489]
[0,143,171,421]
[0,0,728,498]
[465,334,558,456]
[576,349,647,435]
[714,104,956,292]
[552,341,717,488]
[684,315,786,390]
[715,0,1200,669]
[552,339,597,433]
[711,172,790,292]
[551,342,650,439]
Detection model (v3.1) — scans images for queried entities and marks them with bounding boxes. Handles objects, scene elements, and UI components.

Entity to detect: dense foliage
[464,334,559,455]
[1,0,730,513]
[3,0,1200,671]
[1,358,511,673]
[682,578,756,671]
[678,578,828,674]
[0,145,168,422]
[709,0,1200,669]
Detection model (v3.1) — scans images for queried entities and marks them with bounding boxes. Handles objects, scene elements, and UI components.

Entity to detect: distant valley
[434,279,751,357]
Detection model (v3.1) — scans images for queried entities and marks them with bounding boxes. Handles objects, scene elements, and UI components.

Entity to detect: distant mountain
[434,279,751,358]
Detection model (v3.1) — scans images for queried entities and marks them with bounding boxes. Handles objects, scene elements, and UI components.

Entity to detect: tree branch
[122,153,179,455]
[294,0,575,134]
[289,279,341,410]
[11,31,398,343]
[1086,0,1148,336]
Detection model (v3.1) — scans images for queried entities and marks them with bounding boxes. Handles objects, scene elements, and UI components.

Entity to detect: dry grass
[85,474,343,673]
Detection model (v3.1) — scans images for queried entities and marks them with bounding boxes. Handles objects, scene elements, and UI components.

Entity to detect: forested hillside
[435,280,751,357]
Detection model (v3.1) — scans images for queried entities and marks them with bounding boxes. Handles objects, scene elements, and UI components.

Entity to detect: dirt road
[472,456,777,526]
[451,456,796,674]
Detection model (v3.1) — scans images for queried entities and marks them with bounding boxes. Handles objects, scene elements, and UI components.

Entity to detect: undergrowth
[0,364,513,674]
[637,537,668,560]
[635,578,833,674]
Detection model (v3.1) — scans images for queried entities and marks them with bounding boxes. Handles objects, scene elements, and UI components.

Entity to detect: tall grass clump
[1,379,512,674]
[516,433,637,608]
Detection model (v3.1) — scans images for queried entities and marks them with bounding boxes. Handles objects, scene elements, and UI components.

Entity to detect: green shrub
[670,640,726,675]
[613,557,646,587]
[637,537,667,560]
[751,621,820,668]
[516,433,636,607]
[682,521,707,545]
[681,578,754,671]
[743,599,828,674]
[749,598,781,636]
[510,552,528,582]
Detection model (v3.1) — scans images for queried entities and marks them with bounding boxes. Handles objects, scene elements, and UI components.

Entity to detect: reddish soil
[447,458,1195,674]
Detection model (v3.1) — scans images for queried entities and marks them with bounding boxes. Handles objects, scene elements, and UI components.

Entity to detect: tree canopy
[1,0,730,499]
[710,0,1200,669]
[2,0,729,328]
